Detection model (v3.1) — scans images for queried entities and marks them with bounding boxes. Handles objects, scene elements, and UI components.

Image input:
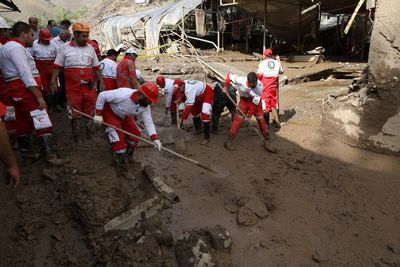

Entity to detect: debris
[237,207,259,226]
[142,165,177,201]
[244,199,269,219]
[223,202,239,213]
[104,196,163,232]
[207,225,232,251]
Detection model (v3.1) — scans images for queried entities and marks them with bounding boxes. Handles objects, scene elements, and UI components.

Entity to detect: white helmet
[0,17,11,29]
[135,69,142,80]
[125,47,138,56]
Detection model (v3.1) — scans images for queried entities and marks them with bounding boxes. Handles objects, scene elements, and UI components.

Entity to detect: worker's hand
[93,115,103,124]
[99,81,105,92]
[49,80,57,95]
[153,139,162,151]
[5,165,20,191]
[36,97,46,110]
[252,95,261,105]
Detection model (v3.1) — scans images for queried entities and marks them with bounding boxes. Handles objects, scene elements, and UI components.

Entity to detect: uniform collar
[10,38,26,47]
[69,40,87,47]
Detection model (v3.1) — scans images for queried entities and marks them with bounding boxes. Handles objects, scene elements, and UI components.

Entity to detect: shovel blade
[175,128,186,153]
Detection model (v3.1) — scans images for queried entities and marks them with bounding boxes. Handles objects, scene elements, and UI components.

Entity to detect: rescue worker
[223,72,276,153]
[99,49,118,90]
[257,48,284,128]
[0,22,64,165]
[211,82,236,134]
[116,48,139,89]
[28,17,39,40]
[50,22,104,143]
[0,101,20,190]
[52,29,71,49]
[156,75,185,125]
[30,29,60,110]
[93,83,162,177]
[0,17,16,138]
[176,79,214,145]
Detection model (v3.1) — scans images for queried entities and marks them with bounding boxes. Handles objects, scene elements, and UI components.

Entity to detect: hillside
[1,0,102,24]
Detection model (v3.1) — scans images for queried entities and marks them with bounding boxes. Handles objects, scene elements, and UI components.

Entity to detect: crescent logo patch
[267,61,275,69]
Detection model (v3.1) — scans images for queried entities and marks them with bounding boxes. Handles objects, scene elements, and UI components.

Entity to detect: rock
[245,199,269,219]
[151,67,160,72]
[259,240,268,248]
[223,202,238,213]
[42,168,57,181]
[312,251,321,263]
[237,207,259,226]
[387,244,400,254]
[207,225,232,251]
[153,231,174,247]
[295,157,305,164]
[50,231,62,241]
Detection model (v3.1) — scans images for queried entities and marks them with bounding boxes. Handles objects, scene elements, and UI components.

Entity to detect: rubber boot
[44,95,53,111]
[53,92,63,112]
[126,146,137,164]
[38,135,66,166]
[262,134,277,154]
[192,116,202,134]
[224,135,235,151]
[170,111,177,125]
[271,108,281,128]
[71,119,81,144]
[16,135,40,164]
[263,112,270,129]
[85,118,94,140]
[201,122,211,145]
[114,152,135,180]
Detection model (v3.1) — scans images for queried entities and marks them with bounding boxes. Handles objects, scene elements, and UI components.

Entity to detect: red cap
[140,82,159,103]
[0,102,6,116]
[263,48,273,56]
[39,29,52,41]
[173,80,183,88]
[156,75,165,87]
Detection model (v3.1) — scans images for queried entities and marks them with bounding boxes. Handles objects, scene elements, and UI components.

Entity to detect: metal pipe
[219,0,237,7]
[186,35,220,51]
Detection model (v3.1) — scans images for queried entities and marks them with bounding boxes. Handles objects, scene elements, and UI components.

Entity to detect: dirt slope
[0,54,399,266]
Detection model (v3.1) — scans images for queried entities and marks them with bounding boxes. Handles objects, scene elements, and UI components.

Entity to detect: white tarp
[100,0,202,55]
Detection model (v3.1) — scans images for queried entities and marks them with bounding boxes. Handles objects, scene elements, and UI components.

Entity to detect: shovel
[73,109,229,178]
[175,111,186,153]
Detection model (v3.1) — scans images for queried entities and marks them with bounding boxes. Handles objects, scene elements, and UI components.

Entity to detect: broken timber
[142,165,178,201]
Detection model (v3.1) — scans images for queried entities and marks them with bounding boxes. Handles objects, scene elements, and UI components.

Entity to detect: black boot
[85,118,94,140]
[71,119,83,143]
[126,146,136,164]
[38,135,65,166]
[53,92,63,112]
[224,135,235,151]
[201,122,210,145]
[16,135,40,164]
[192,116,202,134]
[170,111,177,125]
[263,112,270,128]
[114,152,134,179]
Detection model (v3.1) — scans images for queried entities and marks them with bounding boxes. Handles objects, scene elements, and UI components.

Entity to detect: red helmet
[263,48,273,57]
[140,82,159,103]
[173,79,183,88]
[156,75,165,87]
[39,29,52,41]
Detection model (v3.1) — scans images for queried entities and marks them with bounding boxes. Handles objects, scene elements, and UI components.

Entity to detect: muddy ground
[0,52,400,266]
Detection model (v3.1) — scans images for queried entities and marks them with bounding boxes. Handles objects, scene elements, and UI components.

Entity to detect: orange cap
[72,22,90,33]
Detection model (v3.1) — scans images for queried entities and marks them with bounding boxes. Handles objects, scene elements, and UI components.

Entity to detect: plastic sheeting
[100,0,202,55]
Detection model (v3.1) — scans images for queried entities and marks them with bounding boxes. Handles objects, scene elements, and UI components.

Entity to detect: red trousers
[66,85,97,119]
[229,97,268,136]
[64,68,97,119]
[103,77,117,91]
[260,76,279,112]
[11,96,52,137]
[36,60,56,95]
[182,85,214,122]
[103,103,140,152]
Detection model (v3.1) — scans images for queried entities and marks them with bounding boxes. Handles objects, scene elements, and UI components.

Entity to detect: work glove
[153,139,162,151]
[93,115,104,125]
[252,95,261,106]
